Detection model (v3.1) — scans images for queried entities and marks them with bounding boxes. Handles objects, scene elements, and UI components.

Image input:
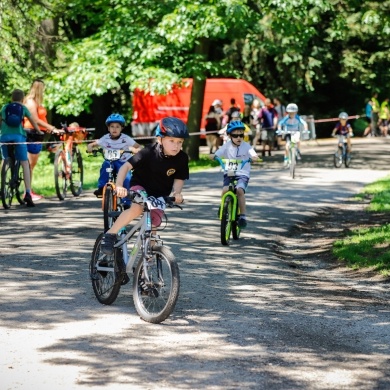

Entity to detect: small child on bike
[211,120,259,229]
[331,112,354,152]
[278,103,308,167]
[87,114,141,202]
[100,116,189,255]
[0,89,42,207]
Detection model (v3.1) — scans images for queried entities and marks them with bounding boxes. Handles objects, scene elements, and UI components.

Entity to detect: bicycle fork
[219,190,239,221]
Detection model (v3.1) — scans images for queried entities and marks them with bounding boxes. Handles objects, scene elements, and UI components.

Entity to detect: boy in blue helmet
[100,116,189,256]
[87,114,141,200]
[211,120,259,228]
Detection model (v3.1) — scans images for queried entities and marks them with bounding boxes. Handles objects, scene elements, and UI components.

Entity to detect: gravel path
[1,138,389,389]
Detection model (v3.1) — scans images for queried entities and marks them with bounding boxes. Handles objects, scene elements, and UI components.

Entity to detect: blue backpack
[4,102,24,127]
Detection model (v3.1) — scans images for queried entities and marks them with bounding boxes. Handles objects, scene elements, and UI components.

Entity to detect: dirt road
[1,138,389,389]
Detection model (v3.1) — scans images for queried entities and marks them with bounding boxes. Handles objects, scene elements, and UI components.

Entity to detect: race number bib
[224,159,240,177]
[146,196,166,211]
[103,149,121,161]
[291,131,301,143]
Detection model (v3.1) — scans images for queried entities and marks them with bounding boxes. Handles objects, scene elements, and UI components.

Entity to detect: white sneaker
[283,159,289,167]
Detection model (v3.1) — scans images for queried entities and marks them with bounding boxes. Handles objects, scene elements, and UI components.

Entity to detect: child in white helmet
[278,103,308,167]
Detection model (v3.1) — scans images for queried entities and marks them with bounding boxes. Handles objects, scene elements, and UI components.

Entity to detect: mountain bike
[0,144,25,209]
[53,123,89,200]
[214,156,251,246]
[89,148,132,232]
[333,134,352,168]
[89,189,182,324]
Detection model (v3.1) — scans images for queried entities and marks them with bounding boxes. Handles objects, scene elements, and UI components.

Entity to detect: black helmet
[155,117,189,138]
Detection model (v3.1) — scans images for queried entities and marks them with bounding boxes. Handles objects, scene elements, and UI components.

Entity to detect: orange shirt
[24,105,48,130]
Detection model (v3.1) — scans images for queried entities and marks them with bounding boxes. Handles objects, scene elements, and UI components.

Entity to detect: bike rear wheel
[103,185,116,232]
[54,150,67,200]
[90,233,122,305]
[344,151,351,168]
[15,160,25,205]
[334,147,343,168]
[220,195,234,245]
[1,158,14,209]
[289,147,296,179]
[133,245,180,324]
[70,148,83,196]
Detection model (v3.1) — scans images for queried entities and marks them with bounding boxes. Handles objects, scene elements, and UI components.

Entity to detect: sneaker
[30,191,43,201]
[94,188,103,198]
[237,216,247,229]
[296,150,302,160]
[100,233,116,256]
[283,158,289,167]
[121,274,130,286]
[23,192,35,207]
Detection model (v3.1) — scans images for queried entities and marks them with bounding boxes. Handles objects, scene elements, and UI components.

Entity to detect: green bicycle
[215,157,251,246]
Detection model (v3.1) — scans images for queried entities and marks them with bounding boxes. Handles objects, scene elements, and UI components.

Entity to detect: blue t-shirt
[259,107,277,129]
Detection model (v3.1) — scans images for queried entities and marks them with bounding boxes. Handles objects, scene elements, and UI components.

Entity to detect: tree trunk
[185,39,210,161]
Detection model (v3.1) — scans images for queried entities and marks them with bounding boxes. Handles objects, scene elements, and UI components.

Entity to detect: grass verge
[333,175,390,276]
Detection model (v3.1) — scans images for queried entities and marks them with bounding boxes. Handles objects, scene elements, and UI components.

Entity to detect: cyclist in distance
[0,89,43,207]
[331,112,354,152]
[211,120,259,229]
[278,103,308,167]
[100,116,189,255]
[87,113,141,206]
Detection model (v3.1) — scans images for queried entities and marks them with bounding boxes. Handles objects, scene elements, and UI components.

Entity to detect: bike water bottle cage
[105,114,125,126]
[155,117,189,139]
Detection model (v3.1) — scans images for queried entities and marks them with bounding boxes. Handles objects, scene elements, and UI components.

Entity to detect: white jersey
[278,114,307,133]
[97,133,137,162]
[214,140,257,177]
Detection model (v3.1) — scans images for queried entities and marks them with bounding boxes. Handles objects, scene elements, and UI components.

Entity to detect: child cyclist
[278,103,308,167]
[100,116,189,255]
[331,112,354,151]
[87,114,141,206]
[0,89,43,207]
[211,120,259,229]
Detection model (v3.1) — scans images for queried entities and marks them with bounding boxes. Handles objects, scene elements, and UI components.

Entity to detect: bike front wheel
[334,147,343,168]
[70,148,83,196]
[344,151,351,168]
[289,147,296,179]
[103,185,116,232]
[133,246,180,324]
[1,158,14,209]
[54,150,67,200]
[220,195,234,245]
[90,233,122,305]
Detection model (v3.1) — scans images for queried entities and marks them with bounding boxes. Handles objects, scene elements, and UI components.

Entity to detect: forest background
[0,0,389,159]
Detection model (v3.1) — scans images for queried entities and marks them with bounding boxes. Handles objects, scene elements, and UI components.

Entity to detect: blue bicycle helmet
[226,120,245,134]
[155,117,189,138]
[105,113,126,126]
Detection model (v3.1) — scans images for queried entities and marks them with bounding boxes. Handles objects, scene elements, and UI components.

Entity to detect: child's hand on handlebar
[115,186,128,198]
[173,193,184,204]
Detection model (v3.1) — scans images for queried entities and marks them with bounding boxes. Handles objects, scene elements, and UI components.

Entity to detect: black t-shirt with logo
[128,142,189,197]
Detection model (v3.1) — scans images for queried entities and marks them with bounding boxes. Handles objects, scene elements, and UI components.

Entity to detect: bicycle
[89,189,181,324]
[215,156,251,246]
[333,134,352,168]
[276,129,308,179]
[89,148,132,232]
[0,144,25,209]
[53,122,89,200]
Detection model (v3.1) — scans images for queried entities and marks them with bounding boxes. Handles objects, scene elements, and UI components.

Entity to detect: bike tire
[70,148,83,196]
[334,147,343,168]
[289,147,296,179]
[90,233,122,305]
[1,158,14,209]
[220,195,234,246]
[15,160,25,205]
[345,152,351,168]
[232,220,241,240]
[133,245,180,324]
[54,150,67,200]
[103,185,116,232]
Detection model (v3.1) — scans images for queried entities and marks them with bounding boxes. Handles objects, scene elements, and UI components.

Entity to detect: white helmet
[339,112,348,119]
[231,111,241,119]
[286,103,298,113]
